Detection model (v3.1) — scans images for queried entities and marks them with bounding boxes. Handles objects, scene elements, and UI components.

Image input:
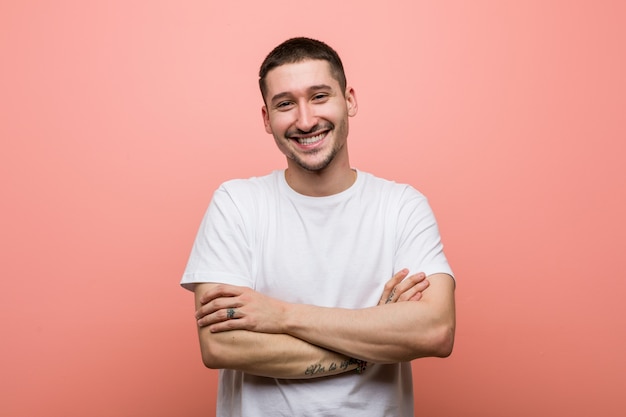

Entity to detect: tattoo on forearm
[305,363,326,375]
[341,358,359,369]
[304,359,361,376]
[304,361,343,376]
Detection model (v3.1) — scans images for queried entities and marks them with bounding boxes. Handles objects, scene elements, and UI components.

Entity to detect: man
[181,37,456,416]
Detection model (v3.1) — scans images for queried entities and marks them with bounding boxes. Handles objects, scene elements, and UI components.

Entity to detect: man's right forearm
[198,327,360,379]
[194,282,360,379]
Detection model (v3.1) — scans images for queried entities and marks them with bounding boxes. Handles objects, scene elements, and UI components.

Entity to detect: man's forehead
[264,60,340,94]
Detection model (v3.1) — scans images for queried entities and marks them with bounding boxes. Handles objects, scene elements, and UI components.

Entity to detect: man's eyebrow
[270,84,334,104]
[307,84,333,92]
[270,92,292,104]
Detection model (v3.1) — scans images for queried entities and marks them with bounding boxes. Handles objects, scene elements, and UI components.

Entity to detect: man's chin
[293,156,334,172]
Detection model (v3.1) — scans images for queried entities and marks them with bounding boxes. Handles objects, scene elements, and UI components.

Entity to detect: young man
[181,37,456,416]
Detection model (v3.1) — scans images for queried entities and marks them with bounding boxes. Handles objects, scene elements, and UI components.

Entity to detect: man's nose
[295,103,317,132]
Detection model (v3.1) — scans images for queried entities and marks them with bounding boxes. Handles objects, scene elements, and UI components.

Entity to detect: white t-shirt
[182,170,453,417]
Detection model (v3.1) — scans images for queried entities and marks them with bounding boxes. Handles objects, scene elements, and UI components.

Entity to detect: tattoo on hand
[385,288,396,304]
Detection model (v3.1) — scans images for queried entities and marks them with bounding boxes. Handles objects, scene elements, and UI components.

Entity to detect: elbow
[410,319,454,360]
[397,321,455,362]
[201,346,220,369]
[200,339,227,370]
[199,330,253,371]
[201,351,220,369]
[198,327,239,369]
[430,321,455,358]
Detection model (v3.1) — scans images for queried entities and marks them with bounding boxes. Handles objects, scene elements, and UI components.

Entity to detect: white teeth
[297,133,325,145]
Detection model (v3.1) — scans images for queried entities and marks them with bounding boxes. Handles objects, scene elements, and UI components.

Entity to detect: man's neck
[284,162,356,197]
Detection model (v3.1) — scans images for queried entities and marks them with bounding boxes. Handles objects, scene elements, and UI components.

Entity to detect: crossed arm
[193,270,455,379]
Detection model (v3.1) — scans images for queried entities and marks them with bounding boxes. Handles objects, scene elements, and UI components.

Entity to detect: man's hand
[196,269,429,332]
[195,284,289,333]
[377,269,429,306]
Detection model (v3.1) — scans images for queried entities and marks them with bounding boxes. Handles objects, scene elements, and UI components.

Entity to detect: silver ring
[226,308,235,319]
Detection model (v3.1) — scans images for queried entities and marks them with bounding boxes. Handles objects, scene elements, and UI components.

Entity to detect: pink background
[2,1,625,416]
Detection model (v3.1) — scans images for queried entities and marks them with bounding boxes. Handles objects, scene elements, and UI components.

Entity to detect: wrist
[282,301,303,334]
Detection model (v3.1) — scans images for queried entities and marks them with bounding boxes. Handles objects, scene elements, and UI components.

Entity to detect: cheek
[266,114,290,135]
[272,135,295,159]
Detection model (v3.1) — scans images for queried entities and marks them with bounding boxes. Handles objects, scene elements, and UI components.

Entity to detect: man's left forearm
[285,274,455,363]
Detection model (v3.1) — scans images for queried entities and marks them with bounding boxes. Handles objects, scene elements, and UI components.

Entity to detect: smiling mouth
[295,132,326,145]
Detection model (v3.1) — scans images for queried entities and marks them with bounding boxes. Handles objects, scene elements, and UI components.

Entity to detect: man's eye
[313,94,328,101]
[276,101,292,109]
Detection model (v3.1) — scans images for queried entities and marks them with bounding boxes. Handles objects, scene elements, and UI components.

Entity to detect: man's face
[261,60,357,172]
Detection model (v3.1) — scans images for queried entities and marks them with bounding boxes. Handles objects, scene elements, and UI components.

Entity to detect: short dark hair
[259,37,347,101]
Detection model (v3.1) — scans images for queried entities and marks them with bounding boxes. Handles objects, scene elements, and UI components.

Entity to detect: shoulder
[208,171,284,221]
[218,170,278,192]
[214,171,281,204]
[359,171,427,204]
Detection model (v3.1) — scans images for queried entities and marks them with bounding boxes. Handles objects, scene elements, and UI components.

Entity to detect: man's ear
[261,106,272,134]
[345,87,358,117]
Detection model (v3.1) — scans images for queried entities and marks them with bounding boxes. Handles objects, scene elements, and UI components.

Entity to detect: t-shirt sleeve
[180,185,254,291]
[394,187,454,280]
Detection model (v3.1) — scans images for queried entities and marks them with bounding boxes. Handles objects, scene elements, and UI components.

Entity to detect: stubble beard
[283,120,347,172]
[292,145,339,172]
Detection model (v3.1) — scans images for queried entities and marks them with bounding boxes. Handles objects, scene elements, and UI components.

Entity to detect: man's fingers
[197,305,242,328]
[396,277,430,302]
[409,292,424,302]
[379,269,409,305]
[196,296,243,321]
[386,272,429,304]
[199,284,244,304]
